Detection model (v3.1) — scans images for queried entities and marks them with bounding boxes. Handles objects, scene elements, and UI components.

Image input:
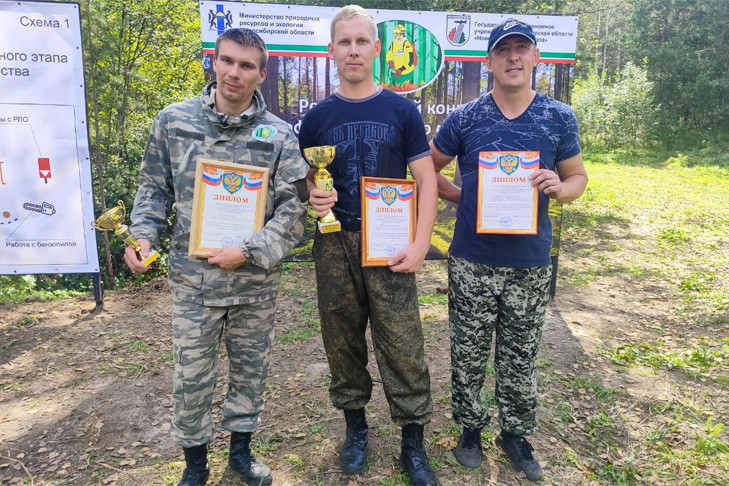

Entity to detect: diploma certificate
[477,151,540,234]
[360,177,417,267]
[188,158,269,257]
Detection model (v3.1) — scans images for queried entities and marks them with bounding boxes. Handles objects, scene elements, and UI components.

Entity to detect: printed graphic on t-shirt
[325,121,396,194]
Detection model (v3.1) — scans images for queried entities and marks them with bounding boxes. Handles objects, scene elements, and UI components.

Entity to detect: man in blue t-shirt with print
[299,5,438,486]
[430,19,588,481]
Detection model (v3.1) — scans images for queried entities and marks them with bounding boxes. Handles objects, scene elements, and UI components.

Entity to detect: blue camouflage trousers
[448,255,551,436]
[170,297,275,448]
[313,230,433,425]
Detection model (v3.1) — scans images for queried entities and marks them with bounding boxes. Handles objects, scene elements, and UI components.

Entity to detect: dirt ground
[1,256,727,485]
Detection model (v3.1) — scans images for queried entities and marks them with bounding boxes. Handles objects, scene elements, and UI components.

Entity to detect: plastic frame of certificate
[360,176,417,267]
[188,158,269,258]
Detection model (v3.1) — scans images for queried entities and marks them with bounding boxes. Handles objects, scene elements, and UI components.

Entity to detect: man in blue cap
[429,18,587,481]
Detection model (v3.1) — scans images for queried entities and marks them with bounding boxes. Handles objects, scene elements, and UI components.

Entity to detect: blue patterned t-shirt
[433,92,581,267]
[299,88,431,231]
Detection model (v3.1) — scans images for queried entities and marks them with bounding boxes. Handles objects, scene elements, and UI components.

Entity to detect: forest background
[0,0,727,294]
[1,1,729,485]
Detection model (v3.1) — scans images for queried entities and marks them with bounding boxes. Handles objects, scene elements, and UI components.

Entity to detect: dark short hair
[214,28,269,71]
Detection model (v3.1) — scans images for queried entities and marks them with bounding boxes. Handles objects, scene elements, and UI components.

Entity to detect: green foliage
[278,298,320,344]
[623,0,729,141]
[572,0,632,80]
[81,0,204,288]
[418,293,448,305]
[696,419,729,455]
[566,154,729,318]
[607,337,729,378]
[593,460,642,486]
[128,340,150,352]
[585,409,619,437]
[124,362,147,377]
[658,227,690,246]
[0,275,84,304]
[7,0,727,301]
[573,62,657,151]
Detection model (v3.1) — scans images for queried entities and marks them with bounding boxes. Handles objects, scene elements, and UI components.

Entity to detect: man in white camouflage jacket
[124,28,309,486]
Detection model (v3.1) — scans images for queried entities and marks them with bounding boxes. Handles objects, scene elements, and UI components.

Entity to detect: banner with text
[0,1,99,274]
[200,3,577,65]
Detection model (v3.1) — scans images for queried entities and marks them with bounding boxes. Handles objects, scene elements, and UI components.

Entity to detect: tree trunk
[462,61,480,103]
[89,29,115,289]
[325,57,331,98]
[283,58,289,121]
[313,56,318,102]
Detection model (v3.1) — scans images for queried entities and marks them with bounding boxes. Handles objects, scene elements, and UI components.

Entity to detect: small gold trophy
[303,145,341,233]
[92,200,160,266]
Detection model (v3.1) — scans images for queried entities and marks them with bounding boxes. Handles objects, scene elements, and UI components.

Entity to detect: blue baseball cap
[488,19,537,53]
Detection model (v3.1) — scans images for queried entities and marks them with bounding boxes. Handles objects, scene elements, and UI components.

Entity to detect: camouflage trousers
[313,230,433,425]
[448,255,551,436]
[170,296,276,448]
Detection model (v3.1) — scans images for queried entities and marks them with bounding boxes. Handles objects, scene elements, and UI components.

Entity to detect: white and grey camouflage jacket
[130,82,309,306]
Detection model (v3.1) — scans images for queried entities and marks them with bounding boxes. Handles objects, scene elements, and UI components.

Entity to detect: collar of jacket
[201,81,268,128]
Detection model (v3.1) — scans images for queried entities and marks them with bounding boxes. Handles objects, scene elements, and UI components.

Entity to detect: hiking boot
[495,431,543,481]
[340,409,368,473]
[399,423,438,486]
[454,427,482,468]
[177,443,209,486]
[228,431,273,486]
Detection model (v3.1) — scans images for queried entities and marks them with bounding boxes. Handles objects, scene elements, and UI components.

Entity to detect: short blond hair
[330,5,377,41]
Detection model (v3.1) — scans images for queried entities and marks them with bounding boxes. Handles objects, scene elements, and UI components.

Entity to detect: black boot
[399,423,438,486]
[228,431,273,486]
[454,427,483,468]
[495,430,543,481]
[340,409,368,473]
[177,443,209,486]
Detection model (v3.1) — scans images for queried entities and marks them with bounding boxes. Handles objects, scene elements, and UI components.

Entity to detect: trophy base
[318,220,341,233]
[141,250,160,267]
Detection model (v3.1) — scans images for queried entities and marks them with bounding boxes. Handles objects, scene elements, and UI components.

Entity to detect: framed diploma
[360,176,417,267]
[477,151,540,234]
[188,158,269,258]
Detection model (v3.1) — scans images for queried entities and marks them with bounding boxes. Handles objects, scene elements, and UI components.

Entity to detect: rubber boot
[228,431,273,486]
[177,443,209,486]
[340,409,368,473]
[399,423,438,486]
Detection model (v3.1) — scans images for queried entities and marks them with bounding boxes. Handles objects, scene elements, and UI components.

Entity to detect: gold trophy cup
[92,200,160,266]
[303,145,341,233]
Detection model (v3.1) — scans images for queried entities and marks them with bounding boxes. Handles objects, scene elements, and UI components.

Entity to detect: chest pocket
[233,139,277,170]
[168,128,206,178]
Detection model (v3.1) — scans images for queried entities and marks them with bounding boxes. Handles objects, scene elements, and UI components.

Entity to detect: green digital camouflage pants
[313,230,433,425]
[170,297,276,448]
[448,255,552,436]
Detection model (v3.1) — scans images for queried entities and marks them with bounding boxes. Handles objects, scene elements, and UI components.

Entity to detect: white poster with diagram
[0,0,99,274]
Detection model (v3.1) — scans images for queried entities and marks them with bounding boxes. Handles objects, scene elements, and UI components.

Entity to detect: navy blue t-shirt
[299,88,431,231]
[433,92,581,267]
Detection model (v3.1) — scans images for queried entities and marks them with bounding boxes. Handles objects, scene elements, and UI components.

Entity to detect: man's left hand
[387,241,429,274]
[529,168,565,200]
[208,246,247,270]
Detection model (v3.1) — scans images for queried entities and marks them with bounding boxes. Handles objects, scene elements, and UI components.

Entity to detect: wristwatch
[239,242,252,261]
